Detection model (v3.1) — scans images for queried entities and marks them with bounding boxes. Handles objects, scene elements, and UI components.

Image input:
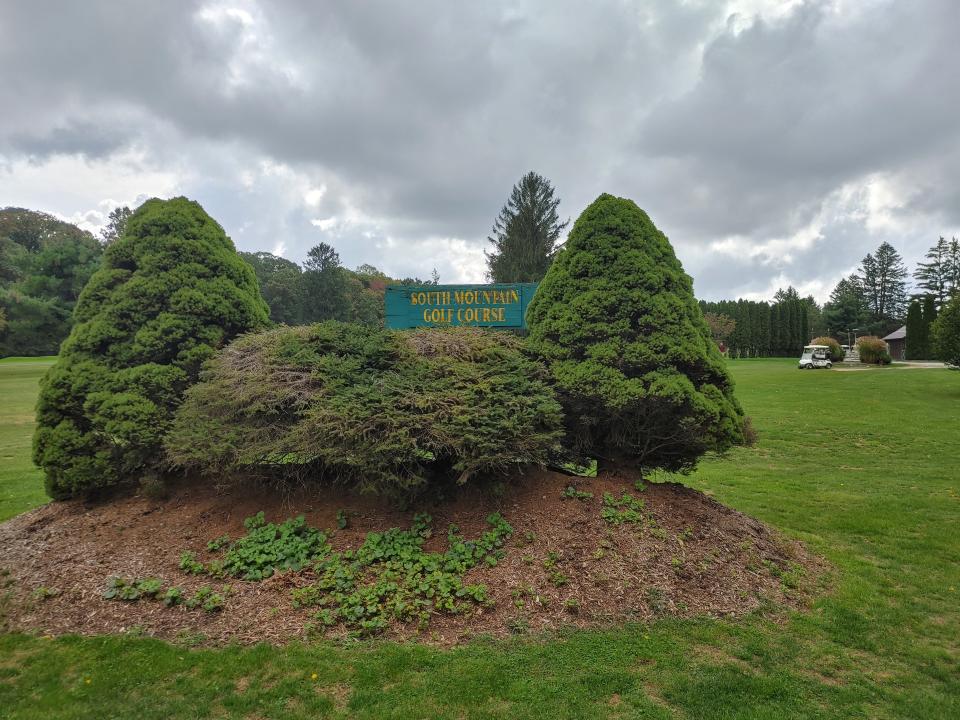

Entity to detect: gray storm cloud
[1,0,957,299]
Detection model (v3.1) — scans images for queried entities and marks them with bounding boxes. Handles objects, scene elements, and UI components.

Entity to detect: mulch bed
[0,468,824,645]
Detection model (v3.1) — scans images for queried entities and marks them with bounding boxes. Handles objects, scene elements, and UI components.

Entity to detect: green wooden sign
[385,283,538,329]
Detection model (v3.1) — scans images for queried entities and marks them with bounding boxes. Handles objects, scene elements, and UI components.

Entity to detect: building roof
[882,325,907,341]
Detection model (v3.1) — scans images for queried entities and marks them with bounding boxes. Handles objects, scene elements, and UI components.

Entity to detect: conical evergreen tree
[33,197,269,499]
[923,295,938,359]
[905,300,925,360]
[526,194,745,471]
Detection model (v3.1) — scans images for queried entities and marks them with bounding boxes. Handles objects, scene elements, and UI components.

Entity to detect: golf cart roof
[804,345,829,349]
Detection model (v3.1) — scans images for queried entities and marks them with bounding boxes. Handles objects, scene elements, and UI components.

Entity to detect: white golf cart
[798,344,833,370]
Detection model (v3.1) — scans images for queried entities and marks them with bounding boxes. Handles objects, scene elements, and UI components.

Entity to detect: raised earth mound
[0,469,822,645]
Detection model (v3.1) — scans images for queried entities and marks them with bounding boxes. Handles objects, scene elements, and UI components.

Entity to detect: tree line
[0,208,103,356]
[704,238,960,358]
[822,239,959,335]
[3,173,958,361]
[700,288,823,358]
[0,171,560,357]
[239,245,439,328]
[0,206,443,357]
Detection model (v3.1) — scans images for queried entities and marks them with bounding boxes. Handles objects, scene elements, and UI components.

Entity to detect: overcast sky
[1,0,957,301]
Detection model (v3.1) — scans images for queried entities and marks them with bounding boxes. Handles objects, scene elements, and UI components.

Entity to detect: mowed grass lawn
[0,357,55,522]
[1,358,958,719]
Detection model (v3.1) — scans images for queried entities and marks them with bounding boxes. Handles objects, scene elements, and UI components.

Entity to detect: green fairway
[1,359,958,718]
[0,357,55,522]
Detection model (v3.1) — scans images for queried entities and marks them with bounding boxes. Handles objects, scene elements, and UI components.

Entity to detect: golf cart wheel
[826,362,832,369]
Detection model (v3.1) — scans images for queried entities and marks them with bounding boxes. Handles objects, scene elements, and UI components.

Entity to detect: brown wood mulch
[0,468,824,646]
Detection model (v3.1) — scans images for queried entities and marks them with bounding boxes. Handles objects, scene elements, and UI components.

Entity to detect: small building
[882,326,906,361]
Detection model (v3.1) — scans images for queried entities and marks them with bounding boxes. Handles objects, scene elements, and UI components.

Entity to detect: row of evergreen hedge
[34,194,747,500]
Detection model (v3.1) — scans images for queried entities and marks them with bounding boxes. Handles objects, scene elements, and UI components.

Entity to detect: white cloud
[310,217,338,231]
[1,0,958,302]
[194,0,305,94]
[0,149,180,234]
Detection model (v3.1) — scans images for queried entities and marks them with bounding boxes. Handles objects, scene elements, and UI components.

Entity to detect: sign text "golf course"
[384,283,538,329]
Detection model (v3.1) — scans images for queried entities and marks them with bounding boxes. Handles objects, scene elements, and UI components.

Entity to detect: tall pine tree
[301,242,349,322]
[823,275,867,336]
[486,171,568,283]
[858,242,909,328]
[948,237,960,300]
[914,237,953,308]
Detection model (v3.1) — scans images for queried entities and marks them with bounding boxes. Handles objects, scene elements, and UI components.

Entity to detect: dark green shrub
[810,336,843,362]
[931,296,960,368]
[33,197,269,499]
[165,322,564,495]
[856,336,891,364]
[526,194,745,472]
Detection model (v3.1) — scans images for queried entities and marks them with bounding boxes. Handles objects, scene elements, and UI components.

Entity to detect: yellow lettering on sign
[402,286,526,325]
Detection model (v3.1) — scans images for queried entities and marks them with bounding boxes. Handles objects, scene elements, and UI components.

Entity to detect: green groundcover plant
[183,511,514,635]
[33,197,269,499]
[165,322,564,495]
[526,193,745,472]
